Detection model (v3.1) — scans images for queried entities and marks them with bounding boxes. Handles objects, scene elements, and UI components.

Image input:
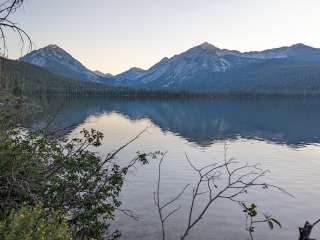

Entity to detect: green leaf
[271,218,282,228]
[267,220,274,230]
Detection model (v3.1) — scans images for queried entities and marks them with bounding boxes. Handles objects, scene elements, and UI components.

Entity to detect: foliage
[0,203,72,240]
[0,123,151,239]
[240,203,281,240]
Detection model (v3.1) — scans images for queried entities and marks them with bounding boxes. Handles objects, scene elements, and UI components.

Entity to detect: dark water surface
[31,97,320,240]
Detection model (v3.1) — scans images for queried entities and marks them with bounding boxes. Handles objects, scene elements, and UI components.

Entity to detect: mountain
[112,42,320,93]
[20,44,104,82]
[1,57,189,101]
[111,67,146,85]
[244,43,320,60]
[0,57,125,98]
[20,42,320,94]
[94,70,113,78]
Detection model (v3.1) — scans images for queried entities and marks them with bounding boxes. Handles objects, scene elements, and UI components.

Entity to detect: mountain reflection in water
[29,97,320,147]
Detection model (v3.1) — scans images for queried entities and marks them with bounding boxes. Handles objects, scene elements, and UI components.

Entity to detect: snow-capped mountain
[112,42,320,92]
[20,42,320,93]
[20,44,105,82]
[133,42,256,87]
[244,43,320,60]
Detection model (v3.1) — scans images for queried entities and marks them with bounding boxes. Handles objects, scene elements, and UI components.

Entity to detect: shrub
[0,203,72,240]
[0,125,151,239]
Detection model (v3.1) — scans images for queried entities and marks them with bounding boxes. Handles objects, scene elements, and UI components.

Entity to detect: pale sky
[7,0,320,74]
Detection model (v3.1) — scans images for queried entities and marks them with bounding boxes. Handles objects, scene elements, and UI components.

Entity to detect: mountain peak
[20,45,99,82]
[42,44,69,55]
[45,44,63,50]
[198,42,218,50]
[290,43,311,49]
[129,67,145,72]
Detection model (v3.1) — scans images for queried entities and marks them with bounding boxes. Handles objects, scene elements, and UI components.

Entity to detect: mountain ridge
[114,42,320,92]
[20,42,320,94]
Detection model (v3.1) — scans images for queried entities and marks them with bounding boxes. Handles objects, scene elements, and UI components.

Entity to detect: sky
[6,0,320,74]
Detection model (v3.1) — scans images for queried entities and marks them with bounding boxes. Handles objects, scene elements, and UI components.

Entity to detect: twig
[154,152,188,240]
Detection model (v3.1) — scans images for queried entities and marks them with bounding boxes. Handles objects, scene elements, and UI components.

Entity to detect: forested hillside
[0,57,129,98]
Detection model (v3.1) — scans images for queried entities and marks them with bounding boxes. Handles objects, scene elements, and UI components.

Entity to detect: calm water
[31,98,320,240]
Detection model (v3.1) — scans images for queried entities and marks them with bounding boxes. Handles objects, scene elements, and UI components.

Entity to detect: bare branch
[161,184,189,210]
[179,148,288,240]
[163,206,181,222]
[0,0,32,56]
[103,127,148,164]
[116,208,140,221]
[313,219,320,227]
[299,218,320,240]
[154,152,188,240]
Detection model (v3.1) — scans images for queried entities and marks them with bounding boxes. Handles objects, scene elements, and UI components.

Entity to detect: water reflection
[29,97,320,147]
[25,97,320,240]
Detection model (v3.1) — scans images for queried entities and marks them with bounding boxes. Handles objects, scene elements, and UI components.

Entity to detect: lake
[30,97,320,240]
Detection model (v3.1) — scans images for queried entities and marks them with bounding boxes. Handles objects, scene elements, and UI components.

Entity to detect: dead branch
[116,208,140,221]
[154,152,189,240]
[180,147,287,240]
[299,218,320,240]
[0,0,32,56]
[152,146,287,240]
